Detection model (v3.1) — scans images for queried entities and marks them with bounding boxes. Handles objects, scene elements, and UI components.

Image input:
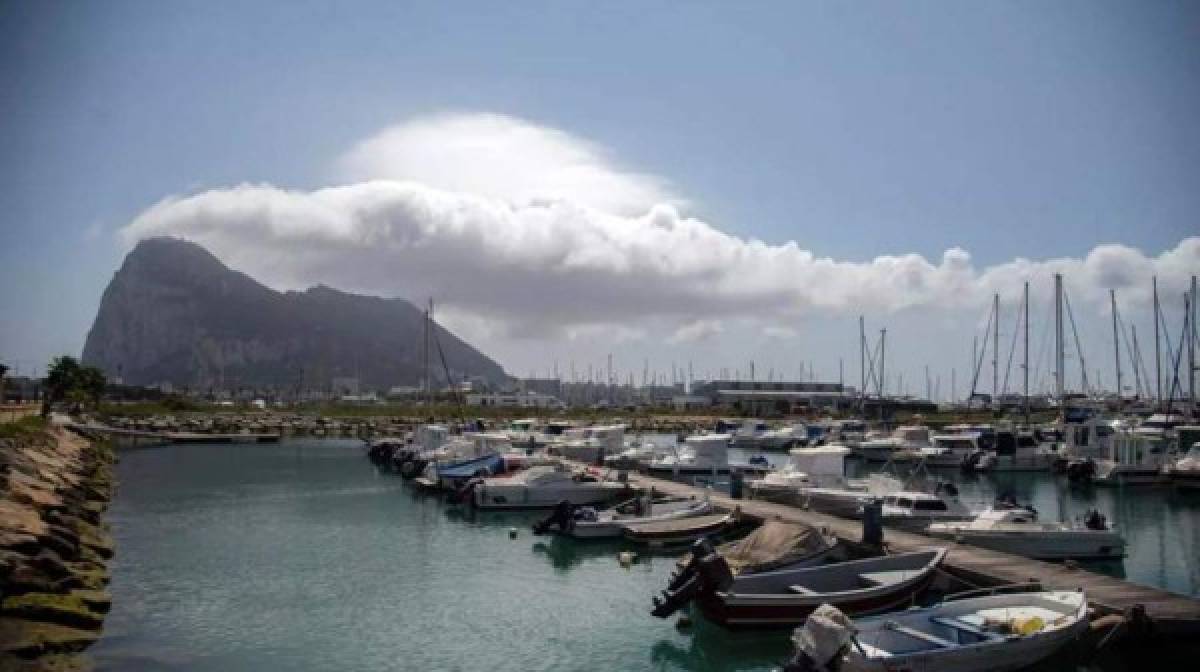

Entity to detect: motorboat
[1165,437,1200,489]
[504,418,540,446]
[1090,422,1174,485]
[747,445,849,501]
[921,433,981,469]
[783,589,1088,672]
[758,424,809,451]
[857,426,932,462]
[651,548,946,629]
[964,429,1057,472]
[926,507,1126,560]
[413,432,515,487]
[532,493,713,539]
[670,522,841,584]
[646,434,733,476]
[551,424,625,464]
[467,464,631,510]
[623,512,737,547]
[827,419,869,451]
[1057,408,1118,481]
[878,485,974,531]
[729,419,771,448]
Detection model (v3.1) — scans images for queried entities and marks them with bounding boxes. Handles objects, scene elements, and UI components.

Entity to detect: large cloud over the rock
[120,113,1199,346]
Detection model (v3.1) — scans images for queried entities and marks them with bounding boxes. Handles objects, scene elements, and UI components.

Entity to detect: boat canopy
[712,521,835,575]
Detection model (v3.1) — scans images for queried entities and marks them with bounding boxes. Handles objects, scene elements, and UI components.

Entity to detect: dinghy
[783,589,1089,672]
[532,494,713,539]
[651,548,945,629]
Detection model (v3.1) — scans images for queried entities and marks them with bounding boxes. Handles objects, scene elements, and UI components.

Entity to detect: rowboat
[623,513,735,547]
[652,548,945,629]
[783,589,1089,672]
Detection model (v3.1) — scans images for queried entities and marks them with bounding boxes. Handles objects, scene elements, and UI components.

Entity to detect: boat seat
[858,570,914,587]
[884,622,955,648]
[930,616,1004,640]
[787,585,818,595]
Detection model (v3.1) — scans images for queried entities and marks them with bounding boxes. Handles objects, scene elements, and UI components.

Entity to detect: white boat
[747,445,849,501]
[558,494,713,539]
[730,420,771,448]
[786,589,1088,672]
[926,507,1126,559]
[921,433,980,468]
[1166,438,1200,489]
[1091,423,1173,485]
[468,464,630,510]
[551,424,625,464]
[758,424,809,451]
[858,426,932,462]
[828,419,869,451]
[878,485,973,531]
[971,429,1056,472]
[646,434,733,476]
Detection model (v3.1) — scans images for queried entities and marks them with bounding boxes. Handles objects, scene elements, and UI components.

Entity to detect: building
[691,379,854,416]
[466,391,564,409]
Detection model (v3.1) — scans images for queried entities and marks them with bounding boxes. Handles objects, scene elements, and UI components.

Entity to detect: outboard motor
[666,539,716,592]
[533,500,576,535]
[1084,509,1108,531]
[1066,459,1096,484]
[450,477,484,506]
[652,547,733,619]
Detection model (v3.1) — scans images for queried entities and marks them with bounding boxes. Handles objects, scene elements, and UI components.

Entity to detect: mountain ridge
[81,237,509,392]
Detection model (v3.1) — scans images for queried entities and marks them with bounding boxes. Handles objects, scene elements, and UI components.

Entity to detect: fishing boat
[1166,439,1200,489]
[466,464,631,510]
[651,548,946,629]
[531,493,713,539]
[926,507,1125,560]
[783,589,1089,672]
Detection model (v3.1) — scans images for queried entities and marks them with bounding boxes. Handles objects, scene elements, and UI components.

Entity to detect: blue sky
[2,1,1198,395]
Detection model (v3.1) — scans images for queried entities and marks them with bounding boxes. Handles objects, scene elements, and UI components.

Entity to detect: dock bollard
[861,498,883,547]
[729,469,744,500]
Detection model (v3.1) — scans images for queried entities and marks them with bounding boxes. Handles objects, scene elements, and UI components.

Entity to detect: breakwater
[0,420,115,670]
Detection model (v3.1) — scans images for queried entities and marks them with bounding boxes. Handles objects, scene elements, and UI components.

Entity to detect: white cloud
[119,112,1200,381]
[669,320,724,344]
[763,325,798,340]
[336,113,678,215]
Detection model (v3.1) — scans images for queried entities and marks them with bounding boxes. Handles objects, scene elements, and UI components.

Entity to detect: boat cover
[713,521,834,574]
[435,453,506,478]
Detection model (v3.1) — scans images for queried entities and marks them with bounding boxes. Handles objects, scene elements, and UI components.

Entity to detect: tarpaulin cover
[678,520,834,575]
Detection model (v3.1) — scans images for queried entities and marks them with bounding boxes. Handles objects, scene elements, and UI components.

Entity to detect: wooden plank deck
[613,466,1200,637]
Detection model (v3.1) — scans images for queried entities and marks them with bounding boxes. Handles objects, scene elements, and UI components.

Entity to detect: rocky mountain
[82,237,509,393]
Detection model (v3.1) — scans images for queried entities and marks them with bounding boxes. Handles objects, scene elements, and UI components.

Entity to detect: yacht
[827,419,869,451]
[1166,438,1200,489]
[551,424,625,464]
[757,424,809,451]
[878,485,973,531]
[857,426,932,462]
[920,433,981,469]
[646,434,733,476]
[729,420,771,448]
[746,445,850,501]
[1058,408,1119,481]
[927,507,1125,560]
[1091,422,1172,486]
[467,464,631,510]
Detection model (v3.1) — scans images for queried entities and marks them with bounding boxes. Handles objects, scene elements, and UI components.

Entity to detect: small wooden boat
[652,548,945,629]
[783,589,1089,672]
[623,513,734,547]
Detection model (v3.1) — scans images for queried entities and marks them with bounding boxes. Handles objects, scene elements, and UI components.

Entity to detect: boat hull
[472,484,628,510]
[926,530,1125,560]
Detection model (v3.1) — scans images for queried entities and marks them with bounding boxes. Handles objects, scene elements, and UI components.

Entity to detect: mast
[1131,325,1142,399]
[1023,281,1030,425]
[993,293,999,405]
[1111,289,1121,407]
[1154,276,1162,410]
[859,316,866,408]
[423,298,431,406]
[1054,273,1065,403]
[1190,275,1197,407]
[879,328,886,398]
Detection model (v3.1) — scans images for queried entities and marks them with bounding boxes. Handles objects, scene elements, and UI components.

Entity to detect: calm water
[92,438,1199,671]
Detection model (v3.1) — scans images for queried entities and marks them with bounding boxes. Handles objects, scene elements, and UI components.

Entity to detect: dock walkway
[611,466,1200,637]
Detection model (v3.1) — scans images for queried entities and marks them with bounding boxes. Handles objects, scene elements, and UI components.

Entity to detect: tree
[41,356,107,416]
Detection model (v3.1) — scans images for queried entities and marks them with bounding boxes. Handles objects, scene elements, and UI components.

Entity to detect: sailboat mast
[1023,281,1030,425]
[993,293,999,405]
[1153,276,1162,410]
[1111,289,1121,408]
[1131,325,1142,399]
[1054,273,1064,403]
[859,316,866,408]
[1190,275,1197,407]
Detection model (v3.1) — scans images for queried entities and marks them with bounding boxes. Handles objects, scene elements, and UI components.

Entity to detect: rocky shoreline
[1,422,115,672]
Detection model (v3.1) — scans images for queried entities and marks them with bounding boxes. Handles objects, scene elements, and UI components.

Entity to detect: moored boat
[532,493,713,539]
[651,548,946,629]
[467,464,631,510]
[783,589,1089,672]
[926,507,1125,560]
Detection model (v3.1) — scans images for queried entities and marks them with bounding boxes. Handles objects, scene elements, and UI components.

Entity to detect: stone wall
[0,422,115,671]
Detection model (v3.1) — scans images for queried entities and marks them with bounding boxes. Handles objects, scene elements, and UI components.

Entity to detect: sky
[1,1,1198,399]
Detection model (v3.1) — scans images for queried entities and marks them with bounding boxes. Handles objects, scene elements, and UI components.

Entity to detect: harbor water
[91,438,1199,671]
